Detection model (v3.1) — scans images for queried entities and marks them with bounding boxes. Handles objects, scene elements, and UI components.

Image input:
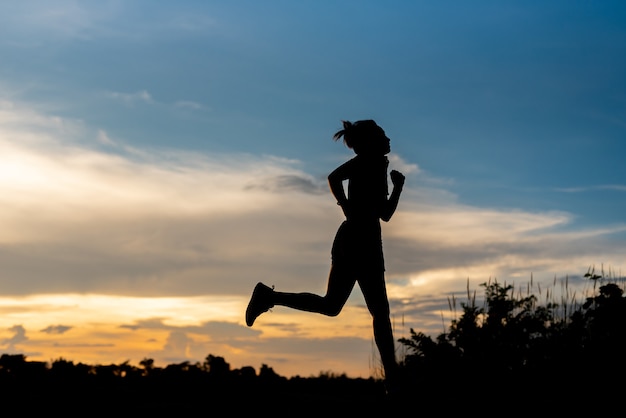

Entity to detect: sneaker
[245,282,274,326]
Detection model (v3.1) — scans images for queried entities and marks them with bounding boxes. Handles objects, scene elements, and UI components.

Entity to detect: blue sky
[1,1,625,378]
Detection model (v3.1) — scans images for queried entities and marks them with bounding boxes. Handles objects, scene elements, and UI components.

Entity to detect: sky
[1,0,625,378]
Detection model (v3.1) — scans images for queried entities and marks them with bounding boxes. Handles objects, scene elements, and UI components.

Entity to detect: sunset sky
[1,1,625,378]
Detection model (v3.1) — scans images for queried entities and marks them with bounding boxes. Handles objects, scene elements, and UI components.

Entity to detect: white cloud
[0,100,339,297]
[388,154,420,176]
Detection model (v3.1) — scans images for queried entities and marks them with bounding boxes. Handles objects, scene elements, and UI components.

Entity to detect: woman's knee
[320,299,344,317]
[322,305,342,317]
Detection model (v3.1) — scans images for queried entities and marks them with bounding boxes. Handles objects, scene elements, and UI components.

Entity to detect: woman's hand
[337,200,352,218]
[390,170,405,188]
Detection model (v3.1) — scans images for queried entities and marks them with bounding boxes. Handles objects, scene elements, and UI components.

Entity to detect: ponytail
[332,119,379,153]
[333,120,354,147]
[332,120,354,148]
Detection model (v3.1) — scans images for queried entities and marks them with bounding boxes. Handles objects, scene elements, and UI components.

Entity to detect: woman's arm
[328,160,352,216]
[380,169,405,222]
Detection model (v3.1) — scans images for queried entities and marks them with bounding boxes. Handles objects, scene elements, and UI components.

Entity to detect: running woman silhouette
[246,119,405,392]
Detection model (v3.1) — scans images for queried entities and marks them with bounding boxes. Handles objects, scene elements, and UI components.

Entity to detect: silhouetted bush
[397,269,626,412]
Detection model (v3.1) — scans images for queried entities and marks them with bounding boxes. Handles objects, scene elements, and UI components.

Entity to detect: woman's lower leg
[373,315,398,380]
[271,266,354,316]
[272,291,333,314]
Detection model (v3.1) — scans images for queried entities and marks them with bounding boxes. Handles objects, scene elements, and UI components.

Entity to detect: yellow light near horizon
[0,293,253,367]
[0,293,247,330]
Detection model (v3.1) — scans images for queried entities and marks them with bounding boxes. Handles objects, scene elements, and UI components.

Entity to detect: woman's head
[333,120,390,156]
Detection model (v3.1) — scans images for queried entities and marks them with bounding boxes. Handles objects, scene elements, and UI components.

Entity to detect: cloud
[165,330,194,354]
[40,325,73,335]
[97,129,116,146]
[245,174,326,194]
[104,91,212,114]
[0,102,341,297]
[388,154,420,176]
[122,318,257,340]
[1,325,28,350]
[52,342,114,348]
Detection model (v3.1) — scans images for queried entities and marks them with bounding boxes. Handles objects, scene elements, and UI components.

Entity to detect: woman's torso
[346,155,389,221]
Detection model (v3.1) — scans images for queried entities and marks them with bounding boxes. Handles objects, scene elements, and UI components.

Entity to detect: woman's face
[353,124,391,156]
[372,126,391,155]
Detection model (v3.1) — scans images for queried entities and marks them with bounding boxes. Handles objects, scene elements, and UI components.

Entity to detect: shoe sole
[245,282,265,326]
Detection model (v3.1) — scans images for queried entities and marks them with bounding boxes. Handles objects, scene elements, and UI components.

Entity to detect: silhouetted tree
[139,357,154,376]
[204,354,230,379]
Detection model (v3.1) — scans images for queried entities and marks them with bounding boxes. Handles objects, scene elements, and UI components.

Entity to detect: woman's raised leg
[271,265,355,316]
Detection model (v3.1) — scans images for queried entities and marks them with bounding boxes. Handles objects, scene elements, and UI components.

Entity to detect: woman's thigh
[324,265,356,310]
[358,273,390,317]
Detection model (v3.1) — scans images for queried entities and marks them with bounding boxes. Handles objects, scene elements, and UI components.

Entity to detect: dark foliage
[397,272,626,413]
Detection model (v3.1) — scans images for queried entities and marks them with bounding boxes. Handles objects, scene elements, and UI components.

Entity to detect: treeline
[0,353,385,413]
